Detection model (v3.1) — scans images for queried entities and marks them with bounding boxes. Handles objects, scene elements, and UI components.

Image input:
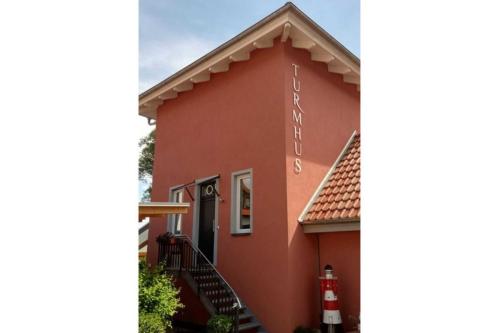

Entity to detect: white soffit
[302,221,360,234]
[139,4,360,119]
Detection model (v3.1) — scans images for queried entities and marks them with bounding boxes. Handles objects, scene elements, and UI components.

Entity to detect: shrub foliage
[139,312,166,333]
[207,314,233,333]
[139,260,183,332]
[138,130,155,201]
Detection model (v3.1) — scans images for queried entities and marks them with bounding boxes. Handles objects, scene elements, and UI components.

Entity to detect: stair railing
[157,233,242,333]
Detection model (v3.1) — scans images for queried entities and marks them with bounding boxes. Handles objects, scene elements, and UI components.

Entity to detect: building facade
[139,4,360,332]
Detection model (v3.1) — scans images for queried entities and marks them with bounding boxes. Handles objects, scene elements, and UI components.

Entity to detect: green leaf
[139,261,183,331]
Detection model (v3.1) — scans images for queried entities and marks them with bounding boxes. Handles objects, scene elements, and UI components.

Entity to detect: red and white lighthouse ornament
[320,265,342,325]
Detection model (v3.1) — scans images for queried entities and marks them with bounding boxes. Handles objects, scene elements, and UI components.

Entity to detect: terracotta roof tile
[353,198,360,209]
[324,210,334,220]
[337,201,345,210]
[350,191,358,200]
[301,134,361,224]
[324,186,332,195]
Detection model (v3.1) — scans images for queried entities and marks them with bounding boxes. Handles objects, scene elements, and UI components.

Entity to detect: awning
[170,174,221,201]
[138,202,190,221]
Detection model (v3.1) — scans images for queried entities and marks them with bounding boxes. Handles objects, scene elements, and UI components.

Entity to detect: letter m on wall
[293,109,302,125]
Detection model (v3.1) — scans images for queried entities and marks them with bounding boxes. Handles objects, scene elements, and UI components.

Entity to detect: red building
[139,3,360,332]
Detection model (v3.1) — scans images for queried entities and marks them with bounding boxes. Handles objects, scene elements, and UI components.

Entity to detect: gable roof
[139,2,360,120]
[299,132,360,224]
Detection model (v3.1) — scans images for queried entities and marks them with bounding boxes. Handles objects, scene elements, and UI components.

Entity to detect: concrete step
[238,313,253,320]
[238,322,260,331]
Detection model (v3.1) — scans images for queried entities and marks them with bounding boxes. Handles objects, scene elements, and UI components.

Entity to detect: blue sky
[139,0,359,93]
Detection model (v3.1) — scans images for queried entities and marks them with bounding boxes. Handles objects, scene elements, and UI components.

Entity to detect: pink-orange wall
[147,37,360,333]
[282,40,360,331]
[149,38,289,333]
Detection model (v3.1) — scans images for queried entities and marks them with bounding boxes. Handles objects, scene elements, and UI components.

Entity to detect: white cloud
[139,35,216,92]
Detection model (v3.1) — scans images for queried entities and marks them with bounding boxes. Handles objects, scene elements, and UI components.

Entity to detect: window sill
[231,230,252,236]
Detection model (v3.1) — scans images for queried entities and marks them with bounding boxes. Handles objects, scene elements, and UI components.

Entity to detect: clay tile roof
[299,133,360,224]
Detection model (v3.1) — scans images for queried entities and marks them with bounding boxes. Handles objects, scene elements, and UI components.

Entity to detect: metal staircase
[157,233,267,333]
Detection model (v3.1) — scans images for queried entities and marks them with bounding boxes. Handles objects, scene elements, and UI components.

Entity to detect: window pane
[173,190,183,234]
[239,176,251,229]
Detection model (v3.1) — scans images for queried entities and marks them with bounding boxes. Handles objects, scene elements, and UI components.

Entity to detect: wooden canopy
[139,202,190,221]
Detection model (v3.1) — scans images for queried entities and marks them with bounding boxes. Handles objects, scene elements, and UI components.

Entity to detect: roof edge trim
[303,217,360,225]
[138,3,360,119]
[302,220,360,233]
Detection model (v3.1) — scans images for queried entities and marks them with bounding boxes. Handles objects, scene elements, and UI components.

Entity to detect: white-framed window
[170,188,184,234]
[231,169,252,234]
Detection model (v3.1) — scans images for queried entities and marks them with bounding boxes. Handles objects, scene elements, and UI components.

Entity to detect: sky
[138,0,360,199]
[139,0,359,93]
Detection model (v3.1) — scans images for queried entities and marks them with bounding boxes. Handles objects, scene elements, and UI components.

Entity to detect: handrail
[176,234,243,310]
[157,233,242,332]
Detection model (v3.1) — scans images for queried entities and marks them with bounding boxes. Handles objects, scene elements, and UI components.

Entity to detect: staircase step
[203,285,225,290]
[205,290,228,297]
[217,304,242,313]
[211,298,234,305]
[218,308,239,315]
[238,322,260,331]
[195,274,218,279]
[238,313,253,320]
[193,273,217,279]
[197,281,218,285]
[198,280,220,285]
[212,296,235,302]
[159,235,266,332]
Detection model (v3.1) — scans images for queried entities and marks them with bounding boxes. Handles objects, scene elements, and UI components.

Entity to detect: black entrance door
[198,181,216,262]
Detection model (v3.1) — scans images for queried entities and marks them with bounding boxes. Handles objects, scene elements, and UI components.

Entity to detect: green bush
[139,261,183,332]
[207,314,233,333]
[139,312,165,333]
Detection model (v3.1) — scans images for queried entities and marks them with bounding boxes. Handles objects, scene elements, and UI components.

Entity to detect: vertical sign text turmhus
[292,63,304,174]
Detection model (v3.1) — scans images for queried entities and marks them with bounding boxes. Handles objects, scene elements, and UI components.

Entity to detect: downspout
[317,233,322,322]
